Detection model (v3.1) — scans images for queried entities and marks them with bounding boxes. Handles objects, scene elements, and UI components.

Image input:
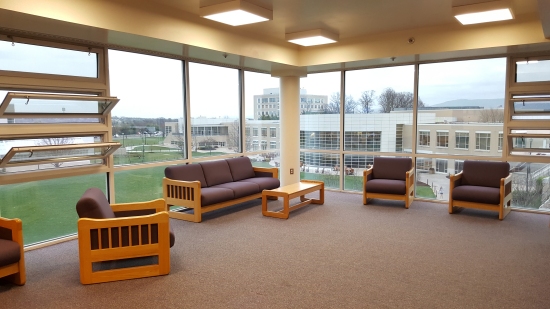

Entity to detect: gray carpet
[2,191,550,309]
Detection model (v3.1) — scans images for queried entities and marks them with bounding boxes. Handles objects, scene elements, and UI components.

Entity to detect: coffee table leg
[283,195,290,219]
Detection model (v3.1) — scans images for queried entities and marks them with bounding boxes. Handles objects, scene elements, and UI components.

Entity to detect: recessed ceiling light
[286,29,339,46]
[199,0,272,26]
[452,0,514,25]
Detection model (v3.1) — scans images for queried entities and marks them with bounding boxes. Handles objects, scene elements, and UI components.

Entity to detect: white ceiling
[158,0,540,42]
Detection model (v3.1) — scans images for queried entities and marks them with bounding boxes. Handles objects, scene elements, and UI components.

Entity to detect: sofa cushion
[211,182,260,199]
[200,160,234,187]
[76,188,115,219]
[226,157,256,181]
[238,177,280,191]
[0,239,20,267]
[372,157,412,181]
[200,187,235,206]
[365,179,406,195]
[452,185,501,205]
[165,164,207,188]
[461,161,509,188]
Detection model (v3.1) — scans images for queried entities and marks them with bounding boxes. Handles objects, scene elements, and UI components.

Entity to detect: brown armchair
[0,217,25,285]
[76,188,175,284]
[449,160,512,220]
[363,157,415,208]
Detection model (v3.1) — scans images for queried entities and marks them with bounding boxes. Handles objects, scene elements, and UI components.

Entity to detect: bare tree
[326,92,357,114]
[358,90,375,114]
[378,88,424,113]
[173,127,186,157]
[478,108,504,123]
[37,137,74,168]
[227,120,241,152]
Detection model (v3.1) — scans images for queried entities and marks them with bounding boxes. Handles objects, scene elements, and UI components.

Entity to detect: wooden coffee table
[262,180,324,219]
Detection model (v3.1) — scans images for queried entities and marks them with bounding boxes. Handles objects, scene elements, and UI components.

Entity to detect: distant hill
[430,99,504,109]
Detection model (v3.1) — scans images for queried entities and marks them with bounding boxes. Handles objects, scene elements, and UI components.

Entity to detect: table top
[266,181,323,194]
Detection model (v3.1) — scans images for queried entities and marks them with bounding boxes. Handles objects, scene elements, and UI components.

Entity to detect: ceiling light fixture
[286,29,339,46]
[199,0,272,26]
[452,0,514,25]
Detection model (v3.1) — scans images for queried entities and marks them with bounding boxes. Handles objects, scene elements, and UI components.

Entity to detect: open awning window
[0,92,119,118]
[0,142,121,168]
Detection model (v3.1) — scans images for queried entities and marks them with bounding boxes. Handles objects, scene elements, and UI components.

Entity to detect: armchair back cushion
[76,188,115,219]
[165,164,207,188]
[372,157,412,181]
[461,161,510,188]
[0,239,20,266]
[200,160,234,186]
[226,157,256,181]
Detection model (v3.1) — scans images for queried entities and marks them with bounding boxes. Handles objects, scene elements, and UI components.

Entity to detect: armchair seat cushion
[452,185,501,205]
[211,182,260,199]
[238,177,280,191]
[200,187,235,207]
[0,239,20,266]
[365,179,406,195]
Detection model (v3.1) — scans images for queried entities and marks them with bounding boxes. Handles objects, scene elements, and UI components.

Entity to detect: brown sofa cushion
[226,157,256,181]
[238,177,280,191]
[372,157,412,181]
[200,187,235,206]
[76,188,115,219]
[200,160,234,187]
[0,239,20,267]
[365,179,406,195]
[211,182,260,199]
[461,161,509,188]
[165,164,207,188]
[452,185,501,205]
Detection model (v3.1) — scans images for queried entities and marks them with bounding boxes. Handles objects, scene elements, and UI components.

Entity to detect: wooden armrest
[253,166,279,179]
[163,177,201,189]
[111,198,166,213]
[78,211,170,230]
[406,167,415,177]
[502,174,512,185]
[363,166,373,176]
[449,171,463,181]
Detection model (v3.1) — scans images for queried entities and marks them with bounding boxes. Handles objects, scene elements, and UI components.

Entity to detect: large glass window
[189,63,238,157]
[109,50,185,164]
[345,66,414,153]
[300,152,340,189]
[418,58,506,158]
[300,72,341,151]
[0,40,98,78]
[244,71,279,161]
[0,174,106,245]
[114,166,164,203]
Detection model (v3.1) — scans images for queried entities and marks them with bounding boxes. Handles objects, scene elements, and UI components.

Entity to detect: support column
[272,65,307,186]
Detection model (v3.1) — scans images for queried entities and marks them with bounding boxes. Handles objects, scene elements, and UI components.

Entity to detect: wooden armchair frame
[449,172,512,220]
[163,166,278,223]
[77,199,171,284]
[363,166,415,209]
[0,217,25,285]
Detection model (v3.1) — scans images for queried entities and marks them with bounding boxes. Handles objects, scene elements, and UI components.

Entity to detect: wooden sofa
[163,157,280,223]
